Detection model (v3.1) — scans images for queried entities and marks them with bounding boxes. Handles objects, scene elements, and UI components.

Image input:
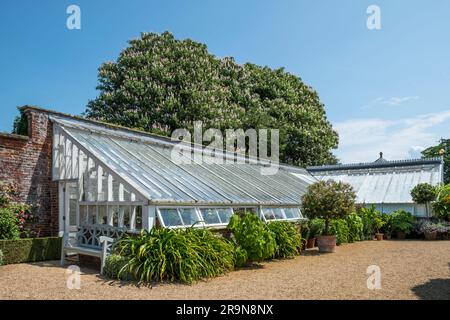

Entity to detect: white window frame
[156,206,235,229]
[198,207,234,227]
[260,207,304,223]
[156,207,204,229]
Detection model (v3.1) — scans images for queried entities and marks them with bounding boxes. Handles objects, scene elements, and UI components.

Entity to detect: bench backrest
[77,224,127,250]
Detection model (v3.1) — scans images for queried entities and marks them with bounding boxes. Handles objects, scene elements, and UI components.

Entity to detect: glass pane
[160,208,183,226]
[109,206,119,226]
[179,208,200,226]
[262,208,276,220]
[135,206,142,229]
[98,171,108,201]
[272,208,285,219]
[200,208,221,224]
[217,208,233,224]
[69,199,77,226]
[98,206,107,224]
[88,206,97,224]
[123,206,131,228]
[284,208,301,219]
[79,205,87,225]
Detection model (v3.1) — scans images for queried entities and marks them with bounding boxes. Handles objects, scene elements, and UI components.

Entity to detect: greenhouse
[50,113,313,234]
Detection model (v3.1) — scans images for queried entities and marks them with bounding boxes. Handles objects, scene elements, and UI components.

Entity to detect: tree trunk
[324,219,330,236]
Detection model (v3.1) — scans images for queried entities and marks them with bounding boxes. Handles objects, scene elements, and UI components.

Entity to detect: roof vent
[374,152,388,163]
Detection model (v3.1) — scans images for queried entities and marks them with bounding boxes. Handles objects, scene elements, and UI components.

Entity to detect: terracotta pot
[317,235,337,253]
[396,231,406,239]
[424,231,437,240]
[306,238,316,249]
[375,233,384,241]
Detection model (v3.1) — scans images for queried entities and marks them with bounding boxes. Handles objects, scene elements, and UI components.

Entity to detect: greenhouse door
[63,182,79,233]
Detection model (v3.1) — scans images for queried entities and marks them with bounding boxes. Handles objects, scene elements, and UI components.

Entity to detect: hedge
[0,237,61,265]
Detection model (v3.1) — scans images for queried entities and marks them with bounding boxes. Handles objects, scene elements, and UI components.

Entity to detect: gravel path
[1,240,449,300]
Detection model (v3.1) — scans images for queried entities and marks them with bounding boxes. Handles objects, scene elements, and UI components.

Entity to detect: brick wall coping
[0,132,29,140]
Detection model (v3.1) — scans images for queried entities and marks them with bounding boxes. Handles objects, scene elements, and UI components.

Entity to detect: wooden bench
[59,224,127,274]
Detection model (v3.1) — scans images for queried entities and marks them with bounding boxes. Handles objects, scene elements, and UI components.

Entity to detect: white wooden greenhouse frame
[50,115,313,235]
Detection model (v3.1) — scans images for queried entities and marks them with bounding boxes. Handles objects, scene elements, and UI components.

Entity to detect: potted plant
[415,220,450,240]
[301,180,356,253]
[373,215,385,241]
[391,210,415,239]
[306,218,324,248]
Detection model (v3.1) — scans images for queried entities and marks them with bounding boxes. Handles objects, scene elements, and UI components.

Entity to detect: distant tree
[410,183,437,217]
[421,139,449,184]
[12,108,28,136]
[85,31,338,167]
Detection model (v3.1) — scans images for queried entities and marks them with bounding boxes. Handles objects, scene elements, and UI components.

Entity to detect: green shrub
[0,208,20,240]
[308,218,325,238]
[267,221,301,258]
[329,219,349,245]
[380,213,394,237]
[104,254,132,280]
[346,213,364,242]
[302,181,356,235]
[116,227,235,284]
[391,210,415,235]
[357,205,380,240]
[432,184,450,221]
[228,214,276,262]
[233,246,248,268]
[0,237,61,264]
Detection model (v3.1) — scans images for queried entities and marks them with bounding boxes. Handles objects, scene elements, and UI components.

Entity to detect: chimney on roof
[379,152,383,159]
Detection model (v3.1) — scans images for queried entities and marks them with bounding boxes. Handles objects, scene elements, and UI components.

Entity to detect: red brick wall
[0,109,59,236]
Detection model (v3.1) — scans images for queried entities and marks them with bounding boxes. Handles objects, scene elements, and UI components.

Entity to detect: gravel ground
[1,240,449,300]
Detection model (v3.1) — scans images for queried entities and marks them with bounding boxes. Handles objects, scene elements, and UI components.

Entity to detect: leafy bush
[380,213,394,237]
[228,214,276,262]
[233,246,248,268]
[432,184,450,221]
[267,221,302,258]
[391,210,415,235]
[357,206,378,239]
[308,218,325,238]
[346,213,364,242]
[0,208,20,240]
[104,254,132,280]
[116,227,235,284]
[302,181,356,235]
[329,219,349,245]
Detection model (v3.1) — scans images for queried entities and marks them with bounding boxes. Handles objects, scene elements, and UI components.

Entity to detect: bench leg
[60,248,65,267]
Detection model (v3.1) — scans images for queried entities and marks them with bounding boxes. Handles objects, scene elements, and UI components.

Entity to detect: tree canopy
[421,139,449,184]
[301,180,356,235]
[85,31,338,166]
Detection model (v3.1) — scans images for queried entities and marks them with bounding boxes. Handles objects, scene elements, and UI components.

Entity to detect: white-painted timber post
[143,206,156,230]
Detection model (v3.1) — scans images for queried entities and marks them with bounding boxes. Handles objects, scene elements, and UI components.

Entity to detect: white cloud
[362,96,419,109]
[333,110,450,163]
[382,96,419,106]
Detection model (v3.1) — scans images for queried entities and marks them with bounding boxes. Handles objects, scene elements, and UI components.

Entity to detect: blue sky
[1,0,450,163]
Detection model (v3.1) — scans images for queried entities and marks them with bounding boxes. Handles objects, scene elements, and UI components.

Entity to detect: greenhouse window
[261,207,303,221]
